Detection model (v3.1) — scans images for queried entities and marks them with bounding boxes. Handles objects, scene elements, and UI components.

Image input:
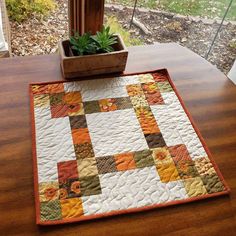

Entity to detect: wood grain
[0,43,235,235]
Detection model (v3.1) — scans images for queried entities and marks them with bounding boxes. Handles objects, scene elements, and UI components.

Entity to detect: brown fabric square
[69,115,87,129]
[96,156,117,174]
[176,160,199,179]
[201,174,225,194]
[145,133,166,148]
[83,101,100,114]
[59,178,81,199]
[74,143,95,159]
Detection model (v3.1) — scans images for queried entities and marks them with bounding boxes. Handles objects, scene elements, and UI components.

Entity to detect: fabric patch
[176,160,199,179]
[96,156,117,174]
[77,157,98,177]
[145,92,164,105]
[201,174,225,194]
[59,178,81,198]
[138,74,155,83]
[145,133,166,148]
[126,84,144,96]
[48,83,64,94]
[134,150,155,168]
[130,95,149,108]
[63,92,82,105]
[40,200,62,221]
[83,101,100,114]
[152,71,168,82]
[60,198,84,219]
[57,160,79,184]
[72,128,91,144]
[156,159,180,183]
[50,93,65,106]
[157,81,173,93]
[152,147,172,164]
[68,103,84,116]
[184,177,207,197]
[32,84,49,95]
[116,97,133,110]
[80,175,101,196]
[137,110,160,134]
[69,115,87,129]
[168,144,192,164]
[34,94,50,108]
[141,82,159,95]
[74,143,95,159]
[115,153,136,171]
[99,98,117,112]
[39,182,59,202]
[194,157,216,176]
[50,105,69,118]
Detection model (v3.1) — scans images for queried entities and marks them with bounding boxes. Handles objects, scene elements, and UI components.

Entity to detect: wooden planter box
[58,34,128,79]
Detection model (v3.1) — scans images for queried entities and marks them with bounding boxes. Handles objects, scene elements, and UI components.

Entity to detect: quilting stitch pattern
[31,69,228,224]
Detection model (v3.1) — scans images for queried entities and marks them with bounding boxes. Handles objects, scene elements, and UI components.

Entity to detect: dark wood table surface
[0,43,235,235]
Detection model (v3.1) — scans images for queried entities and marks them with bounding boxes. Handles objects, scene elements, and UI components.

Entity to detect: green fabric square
[116,97,133,110]
[80,175,101,196]
[176,161,199,179]
[83,101,100,114]
[157,82,173,93]
[40,200,62,221]
[50,93,65,106]
[134,149,155,168]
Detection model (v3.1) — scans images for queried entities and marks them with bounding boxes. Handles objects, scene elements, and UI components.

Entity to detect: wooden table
[0,43,235,235]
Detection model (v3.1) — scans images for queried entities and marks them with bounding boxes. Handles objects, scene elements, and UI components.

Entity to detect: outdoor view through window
[3,0,236,75]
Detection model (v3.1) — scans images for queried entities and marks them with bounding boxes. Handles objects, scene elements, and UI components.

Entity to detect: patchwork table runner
[30,69,229,225]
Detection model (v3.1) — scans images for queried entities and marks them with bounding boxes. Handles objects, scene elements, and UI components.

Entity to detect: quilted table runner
[30,69,229,225]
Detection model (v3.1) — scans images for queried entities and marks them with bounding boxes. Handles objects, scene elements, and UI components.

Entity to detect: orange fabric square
[145,92,164,105]
[115,153,136,171]
[68,103,84,116]
[152,72,168,82]
[63,92,82,105]
[51,105,69,118]
[48,83,64,94]
[72,128,91,144]
[60,198,84,219]
[138,115,160,134]
[141,82,159,95]
[156,159,180,183]
[32,84,49,95]
[168,144,191,164]
[99,98,117,112]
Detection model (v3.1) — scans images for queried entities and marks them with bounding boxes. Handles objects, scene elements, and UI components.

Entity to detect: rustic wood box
[58,34,128,79]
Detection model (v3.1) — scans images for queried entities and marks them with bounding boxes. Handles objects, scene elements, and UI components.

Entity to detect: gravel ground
[10,0,236,74]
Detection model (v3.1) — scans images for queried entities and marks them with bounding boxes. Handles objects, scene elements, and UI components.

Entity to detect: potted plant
[58,26,128,79]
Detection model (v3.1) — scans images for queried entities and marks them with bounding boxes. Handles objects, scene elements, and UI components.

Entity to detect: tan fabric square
[138,74,155,83]
[184,177,207,197]
[194,157,216,176]
[39,182,59,202]
[77,157,98,177]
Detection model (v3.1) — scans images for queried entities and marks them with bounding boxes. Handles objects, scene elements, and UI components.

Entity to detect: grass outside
[105,16,143,46]
[106,0,236,21]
